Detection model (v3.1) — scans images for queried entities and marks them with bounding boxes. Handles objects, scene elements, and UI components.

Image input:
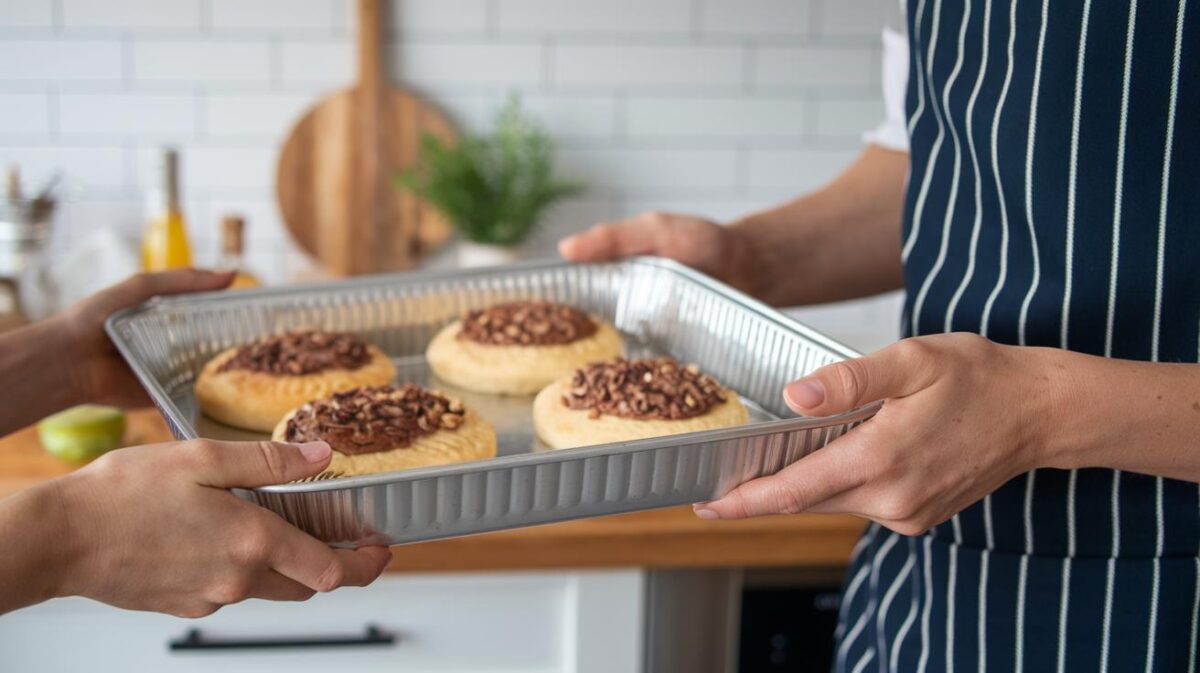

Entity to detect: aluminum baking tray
[106,257,878,547]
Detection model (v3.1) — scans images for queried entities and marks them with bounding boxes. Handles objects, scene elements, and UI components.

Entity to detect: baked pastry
[195,330,395,432]
[272,385,497,477]
[425,300,622,395]
[533,358,749,449]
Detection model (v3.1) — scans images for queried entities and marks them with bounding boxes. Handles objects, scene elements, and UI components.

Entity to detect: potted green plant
[398,96,585,267]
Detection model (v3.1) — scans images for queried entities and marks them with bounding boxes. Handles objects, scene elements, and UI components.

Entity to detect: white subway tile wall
[553,44,743,91]
[497,0,692,35]
[384,0,488,35]
[61,0,202,31]
[699,0,810,36]
[0,93,52,137]
[0,0,54,29]
[0,40,123,81]
[58,92,196,138]
[0,0,901,350]
[210,0,341,32]
[132,41,274,84]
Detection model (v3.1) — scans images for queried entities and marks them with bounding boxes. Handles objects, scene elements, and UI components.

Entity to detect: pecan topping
[457,301,598,346]
[218,331,372,376]
[284,385,466,455]
[562,358,728,421]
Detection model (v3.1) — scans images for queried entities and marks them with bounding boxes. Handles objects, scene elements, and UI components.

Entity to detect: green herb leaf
[397,94,586,245]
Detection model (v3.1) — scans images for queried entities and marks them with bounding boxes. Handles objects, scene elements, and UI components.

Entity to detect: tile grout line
[742,40,757,94]
[541,37,555,92]
[809,0,824,40]
[51,0,64,34]
[46,86,60,141]
[690,0,705,37]
[121,33,134,89]
[194,87,207,141]
[734,141,750,198]
[199,0,212,35]
[613,90,628,145]
[269,35,283,90]
[486,0,500,37]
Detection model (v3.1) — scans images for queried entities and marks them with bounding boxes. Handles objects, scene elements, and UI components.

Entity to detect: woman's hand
[695,334,1064,535]
[52,268,234,408]
[1,439,392,617]
[558,212,756,294]
[0,269,233,435]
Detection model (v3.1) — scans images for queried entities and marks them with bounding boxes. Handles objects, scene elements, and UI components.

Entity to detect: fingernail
[295,441,331,463]
[785,379,825,409]
[693,504,719,520]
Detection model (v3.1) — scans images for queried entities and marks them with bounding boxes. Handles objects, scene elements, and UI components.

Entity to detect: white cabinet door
[0,570,644,673]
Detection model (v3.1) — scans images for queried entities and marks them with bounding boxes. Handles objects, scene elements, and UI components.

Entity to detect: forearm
[730,144,909,307]
[1039,349,1200,483]
[0,481,75,614]
[0,319,79,435]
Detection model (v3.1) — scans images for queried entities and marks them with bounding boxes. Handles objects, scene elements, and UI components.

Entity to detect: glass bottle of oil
[218,214,261,289]
[140,147,193,271]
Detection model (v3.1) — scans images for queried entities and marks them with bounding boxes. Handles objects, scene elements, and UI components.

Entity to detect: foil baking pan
[106,257,878,546]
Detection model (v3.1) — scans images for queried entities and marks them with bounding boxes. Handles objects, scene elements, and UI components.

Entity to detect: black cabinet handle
[169,624,396,651]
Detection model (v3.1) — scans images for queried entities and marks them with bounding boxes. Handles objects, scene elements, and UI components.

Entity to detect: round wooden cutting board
[277,0,455,275]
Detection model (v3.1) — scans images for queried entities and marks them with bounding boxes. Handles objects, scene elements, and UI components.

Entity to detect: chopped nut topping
[284,385,465,455]
[218,331,372,376]
[457,301,598,346]
[562,358,728,421]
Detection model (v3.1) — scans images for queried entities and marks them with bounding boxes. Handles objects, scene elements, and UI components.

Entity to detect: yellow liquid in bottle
[141,209,193,271]
[227,271,261,289]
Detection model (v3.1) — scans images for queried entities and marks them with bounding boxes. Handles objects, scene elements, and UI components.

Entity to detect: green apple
[37,404,127,463]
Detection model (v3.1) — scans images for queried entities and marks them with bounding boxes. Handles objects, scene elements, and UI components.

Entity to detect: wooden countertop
[0,409,866,572]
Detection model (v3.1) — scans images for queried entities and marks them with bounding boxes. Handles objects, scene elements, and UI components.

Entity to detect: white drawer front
[0,570,644,673]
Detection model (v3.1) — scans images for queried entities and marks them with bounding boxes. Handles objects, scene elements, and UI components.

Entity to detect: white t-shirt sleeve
[861,12,910,152]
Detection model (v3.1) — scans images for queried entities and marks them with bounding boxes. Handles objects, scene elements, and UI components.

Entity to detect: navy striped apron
[834,1,1200,671]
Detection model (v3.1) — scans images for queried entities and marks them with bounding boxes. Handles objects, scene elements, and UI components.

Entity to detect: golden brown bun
[195,346,395,432]
[532,378,750,449]
[272,407,497,476]
[425,319,623,395]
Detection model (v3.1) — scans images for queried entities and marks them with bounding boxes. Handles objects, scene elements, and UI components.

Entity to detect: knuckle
[175,603,219,619]
[893,337,934,365]
[85,450,133,488]
[254,441,293,484]
[185,439,221,469]
[314,559,346,593]
[829,360,869,406]
[876,492,918,522]
[890,520,927,537]
[955,331,990,348]
[764,481,808,516]
[210,576,253,605]
[872,446,905,475]
[235,518,275,564]
[947,332,991,356]
[596,222,621,245]
[129,272,154,294]
[126,272,164,301]
[88,450,123,476]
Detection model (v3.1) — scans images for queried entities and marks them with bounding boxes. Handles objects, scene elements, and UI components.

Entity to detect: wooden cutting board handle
[276,0,455,275]
[357,0,384,90]
[351,0,387,273]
